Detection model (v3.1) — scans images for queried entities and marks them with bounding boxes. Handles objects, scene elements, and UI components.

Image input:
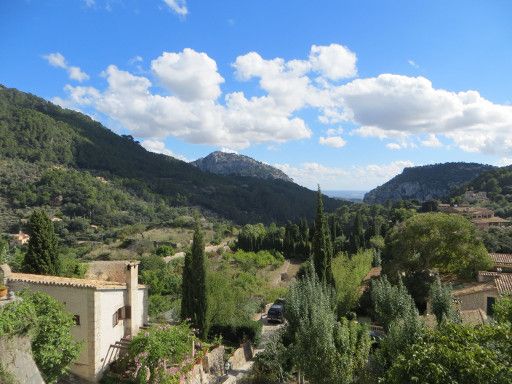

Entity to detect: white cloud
[319,136,346,148]
[52,45,512,156]
[408,59,419,68]
[141,139,188,161]
[340,74,512,155]
[497,157,512,166]
[421,133,442,148]
[309,44,357,80]
[43,52,89,82]
[274,160,414,190]
[163,0,188,16]
[386,143,402,150]
[326,127,344,136]
[151,49,224,101]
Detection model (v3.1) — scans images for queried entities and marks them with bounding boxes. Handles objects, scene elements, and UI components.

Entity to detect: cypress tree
[312,186,333,285]
[23,210,60,275]
[190,219,209,338]
[180,251,194,321]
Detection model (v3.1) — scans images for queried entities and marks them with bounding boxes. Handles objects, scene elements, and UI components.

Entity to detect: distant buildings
[438,204,511,229]
[10,230,30,245]
[0,261,148,383]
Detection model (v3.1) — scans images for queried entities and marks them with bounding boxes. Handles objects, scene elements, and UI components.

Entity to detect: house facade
[452,271,512,316]
[0,261,148,383]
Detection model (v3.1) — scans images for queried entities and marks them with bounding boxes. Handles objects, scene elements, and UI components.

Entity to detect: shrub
[209,320,262,345]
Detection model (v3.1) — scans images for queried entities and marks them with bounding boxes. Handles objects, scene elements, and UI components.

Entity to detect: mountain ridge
[192,151,293,182]
[364,162,495,204]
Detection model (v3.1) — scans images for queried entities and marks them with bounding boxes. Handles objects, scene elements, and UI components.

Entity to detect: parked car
[267,303,285,323]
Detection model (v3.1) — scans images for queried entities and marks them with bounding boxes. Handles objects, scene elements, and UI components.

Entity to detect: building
[489,253,512,272]
[452,271,512,316]
[10,230,30,245]
[438,205,510,229]
[0,261,148,383]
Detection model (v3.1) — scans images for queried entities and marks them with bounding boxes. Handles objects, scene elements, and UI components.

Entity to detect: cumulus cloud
[274,160,414,190]
[43,52,89,82]
[342,74,512,155]
[52,45,512,156]
[151,49,224,101]
[319,136,346,148]
[163,0,188,16]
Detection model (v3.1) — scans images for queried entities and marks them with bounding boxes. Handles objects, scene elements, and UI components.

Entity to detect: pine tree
[312,186,333,285]
[23,210,60,275]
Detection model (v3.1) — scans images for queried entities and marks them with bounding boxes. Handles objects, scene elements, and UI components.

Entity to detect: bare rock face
[0,335,45,384]
[192,151,293,182]
[364,162,495,204]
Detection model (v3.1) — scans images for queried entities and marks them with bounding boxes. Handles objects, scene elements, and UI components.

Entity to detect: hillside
[0,85,340,228]
[192,151,293,182]
[455,165,512,218]
[364,162,494,204]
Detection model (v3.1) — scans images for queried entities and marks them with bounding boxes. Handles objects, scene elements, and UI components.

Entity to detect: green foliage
[494,295,512,324]
[384,213,492,278]
[430,277,458,324]
[371,276,417,331]
[23,210,61,275]
[285,269,371,384]
[250,332,290,384]
[224,249,284,271]
[154,245,174,257]
[384,323,512,384]
[0,85,341,225]
[128,323,194,384]
[312,187,334,284]
[0,291,81,383]
[481,227,512,253]
[331,250,373,315]
[208,321,262,345]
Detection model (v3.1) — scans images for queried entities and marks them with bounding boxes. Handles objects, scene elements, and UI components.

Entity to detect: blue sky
[2,0,512,190]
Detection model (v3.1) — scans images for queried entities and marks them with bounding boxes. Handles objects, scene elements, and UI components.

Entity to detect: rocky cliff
[192,151,293,182]
[364,162,495,204]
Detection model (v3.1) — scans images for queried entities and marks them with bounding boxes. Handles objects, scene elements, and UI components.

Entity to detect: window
[113,306,132,327]
[112,311,119,327]
[73,315,80,326]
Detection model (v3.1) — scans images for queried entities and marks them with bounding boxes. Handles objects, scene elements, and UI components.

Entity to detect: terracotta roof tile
[490,253,512,266]
[8,273,127,290]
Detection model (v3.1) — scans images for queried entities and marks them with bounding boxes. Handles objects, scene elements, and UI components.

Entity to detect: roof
[495,273,512,294]
[452,281,497,296]
[8,272,129,290]
[490,253,512,266]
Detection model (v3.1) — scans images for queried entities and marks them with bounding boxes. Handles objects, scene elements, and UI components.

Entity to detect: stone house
[0,261,148,383]
[452,271,512,316]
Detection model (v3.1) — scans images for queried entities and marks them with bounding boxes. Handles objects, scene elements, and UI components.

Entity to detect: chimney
[0,264,12,286]
[125,261,140,337]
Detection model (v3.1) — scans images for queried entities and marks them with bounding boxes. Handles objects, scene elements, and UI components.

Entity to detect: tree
[285,268,371,384]
[384,323,512,384]
[23,210,61,275]
[7,291,81,383]
[493,295,512,324]
[370,276,417,331]
[430,277,458,324]
[384,213,492,278]
[181,220,209,338]
[312,186,333,284]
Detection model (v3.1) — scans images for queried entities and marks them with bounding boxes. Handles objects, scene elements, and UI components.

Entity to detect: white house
[0,261,148,383]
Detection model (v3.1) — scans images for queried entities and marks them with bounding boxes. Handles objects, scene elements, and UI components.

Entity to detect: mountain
[0,85,341,229]
[363,162,495,204]
[192,151,293,182]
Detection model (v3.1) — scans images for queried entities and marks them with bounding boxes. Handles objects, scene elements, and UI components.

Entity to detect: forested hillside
[364,162,494,204]
[0,85,340,228]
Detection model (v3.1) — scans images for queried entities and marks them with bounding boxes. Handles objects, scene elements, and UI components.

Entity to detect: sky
[2,0,512,191]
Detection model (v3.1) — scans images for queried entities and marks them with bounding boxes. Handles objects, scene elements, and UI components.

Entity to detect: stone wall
[0,335,45,384]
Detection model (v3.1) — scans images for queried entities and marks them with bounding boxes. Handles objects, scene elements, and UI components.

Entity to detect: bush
[209,320,262,345]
